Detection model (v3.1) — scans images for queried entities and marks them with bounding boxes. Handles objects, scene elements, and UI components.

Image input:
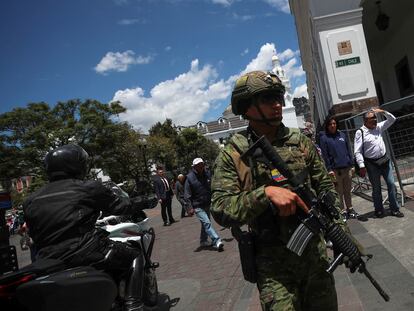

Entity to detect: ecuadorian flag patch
[271,168,287,182]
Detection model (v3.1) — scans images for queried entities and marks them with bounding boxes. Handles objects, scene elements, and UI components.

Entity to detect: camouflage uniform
[211,124,344,311]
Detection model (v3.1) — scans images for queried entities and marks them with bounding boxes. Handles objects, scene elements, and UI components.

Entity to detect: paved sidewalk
[11,193,414,310]
[148,195,414,311]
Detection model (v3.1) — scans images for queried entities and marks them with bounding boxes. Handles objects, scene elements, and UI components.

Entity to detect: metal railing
[339,95,414,207]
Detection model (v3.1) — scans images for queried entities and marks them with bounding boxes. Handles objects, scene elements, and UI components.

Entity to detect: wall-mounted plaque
[337,40,352,55]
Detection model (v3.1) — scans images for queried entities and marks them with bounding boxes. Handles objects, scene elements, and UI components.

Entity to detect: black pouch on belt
[231,227,257,283]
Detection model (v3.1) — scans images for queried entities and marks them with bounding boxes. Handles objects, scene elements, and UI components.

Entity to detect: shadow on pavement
[150,293,180,310]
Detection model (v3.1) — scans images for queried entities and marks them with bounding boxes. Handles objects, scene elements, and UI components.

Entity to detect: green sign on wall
[335,56,361,68]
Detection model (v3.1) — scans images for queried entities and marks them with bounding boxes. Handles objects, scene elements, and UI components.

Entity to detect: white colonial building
[289,0,414,126]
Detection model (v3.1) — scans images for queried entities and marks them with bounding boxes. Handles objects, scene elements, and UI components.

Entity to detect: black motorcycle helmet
[44,144,89,181]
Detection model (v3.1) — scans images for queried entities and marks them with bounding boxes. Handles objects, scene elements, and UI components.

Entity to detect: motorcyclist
[23,144,145,311]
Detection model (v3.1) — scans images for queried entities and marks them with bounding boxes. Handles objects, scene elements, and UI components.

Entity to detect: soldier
[211,71,346,310]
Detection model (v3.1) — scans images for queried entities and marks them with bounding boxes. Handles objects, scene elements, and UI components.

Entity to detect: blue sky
[0,0,307,132]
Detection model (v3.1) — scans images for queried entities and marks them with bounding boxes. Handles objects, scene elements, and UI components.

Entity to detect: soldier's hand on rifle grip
[265,186,309,217]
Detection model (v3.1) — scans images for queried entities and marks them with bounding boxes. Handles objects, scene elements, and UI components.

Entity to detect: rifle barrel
[361,265,390,302]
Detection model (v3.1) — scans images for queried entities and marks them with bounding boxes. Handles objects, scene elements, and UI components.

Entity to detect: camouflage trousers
[255,238,337,311]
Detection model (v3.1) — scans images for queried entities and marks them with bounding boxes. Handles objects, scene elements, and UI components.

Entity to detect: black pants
[161,196,174,223]
[178,199,187,217]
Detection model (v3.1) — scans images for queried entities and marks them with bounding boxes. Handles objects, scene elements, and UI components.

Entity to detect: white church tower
[272,48,299,128]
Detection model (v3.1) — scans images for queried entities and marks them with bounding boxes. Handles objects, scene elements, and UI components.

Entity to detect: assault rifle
[241,135,390,302]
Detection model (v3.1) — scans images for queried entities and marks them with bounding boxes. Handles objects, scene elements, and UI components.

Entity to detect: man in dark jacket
[184,158,223,251]
[24,144,146,311]
[175,174,191,218]
[153,167,175,226]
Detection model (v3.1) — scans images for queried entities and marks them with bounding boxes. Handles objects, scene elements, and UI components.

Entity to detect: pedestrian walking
[153,166,176,226]
[211,71,348,310]
[354,108,404,218]
[185,158,223,251]
[175,174,190,218]
[320,115,359,219]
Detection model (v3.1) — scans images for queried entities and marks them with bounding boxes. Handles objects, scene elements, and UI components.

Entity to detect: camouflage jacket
[211,125,344,245]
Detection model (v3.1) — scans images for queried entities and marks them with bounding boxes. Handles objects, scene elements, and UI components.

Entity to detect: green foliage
[1,103,220,190]
[175,128,219,172]
[149,119,178,140]
[147,135,177,171]
[100,124,149,184]
[0,99,127,183]
[293,97,311,121]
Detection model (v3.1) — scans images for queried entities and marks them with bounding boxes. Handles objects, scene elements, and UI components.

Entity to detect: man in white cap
[184,158,224,251]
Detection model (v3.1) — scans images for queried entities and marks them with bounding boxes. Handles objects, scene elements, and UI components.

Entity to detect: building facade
[289,0,414,127]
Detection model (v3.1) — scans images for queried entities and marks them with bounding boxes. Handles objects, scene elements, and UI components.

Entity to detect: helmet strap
[244,102,281,127]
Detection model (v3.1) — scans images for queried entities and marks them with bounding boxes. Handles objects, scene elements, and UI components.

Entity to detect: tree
[0,99,127,182]
[149,119,178,140]
[100,124,149,185]
[176,128,219,172]
[293,97,311,122]
[146,135,177,171]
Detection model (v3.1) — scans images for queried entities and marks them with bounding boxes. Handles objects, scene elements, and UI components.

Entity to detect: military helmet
[44,144,89,181]
[231,71,285,115]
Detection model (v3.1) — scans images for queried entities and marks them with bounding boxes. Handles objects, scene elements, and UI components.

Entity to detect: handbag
[366,154,390,167]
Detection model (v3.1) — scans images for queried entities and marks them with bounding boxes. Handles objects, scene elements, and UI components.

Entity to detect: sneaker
[391,210,404,218]
[200,241,211,247]
[374,210,385,218]
[214,240,224,252]
[340,210,348,221]
[347,208,360,219]
[163,222,170,226]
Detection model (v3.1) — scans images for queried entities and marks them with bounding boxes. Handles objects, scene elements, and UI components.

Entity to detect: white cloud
[165,46,172,52]
[232,13,254,21]
[277,48,299,62]
[211,0,234,6]
[282,57,305,79]
[242,43,276,73]
[241,48,249,56]
[112,43,306,132]
[263,0,290,13]
[118,19,143,25]
[113,59,233,132]
[293,84,309,98]
[94,50,153,74]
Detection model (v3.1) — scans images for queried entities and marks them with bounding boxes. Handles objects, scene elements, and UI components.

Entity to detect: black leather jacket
[23,178,133,259]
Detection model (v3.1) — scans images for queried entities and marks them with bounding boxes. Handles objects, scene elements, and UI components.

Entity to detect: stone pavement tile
[338,302,364,311]
[364,244,399,265]
[232,282,256,311]
[336,285,360,308]
[370,259,408,278]
[346,219,368,234]
[334,267,352,287]
[152,198,251,310]
[382,272,414,295]
[246,288,261,311]
[352,232,381,249]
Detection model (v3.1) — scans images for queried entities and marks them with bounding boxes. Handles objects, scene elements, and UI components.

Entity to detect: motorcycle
[0,183,159,311]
